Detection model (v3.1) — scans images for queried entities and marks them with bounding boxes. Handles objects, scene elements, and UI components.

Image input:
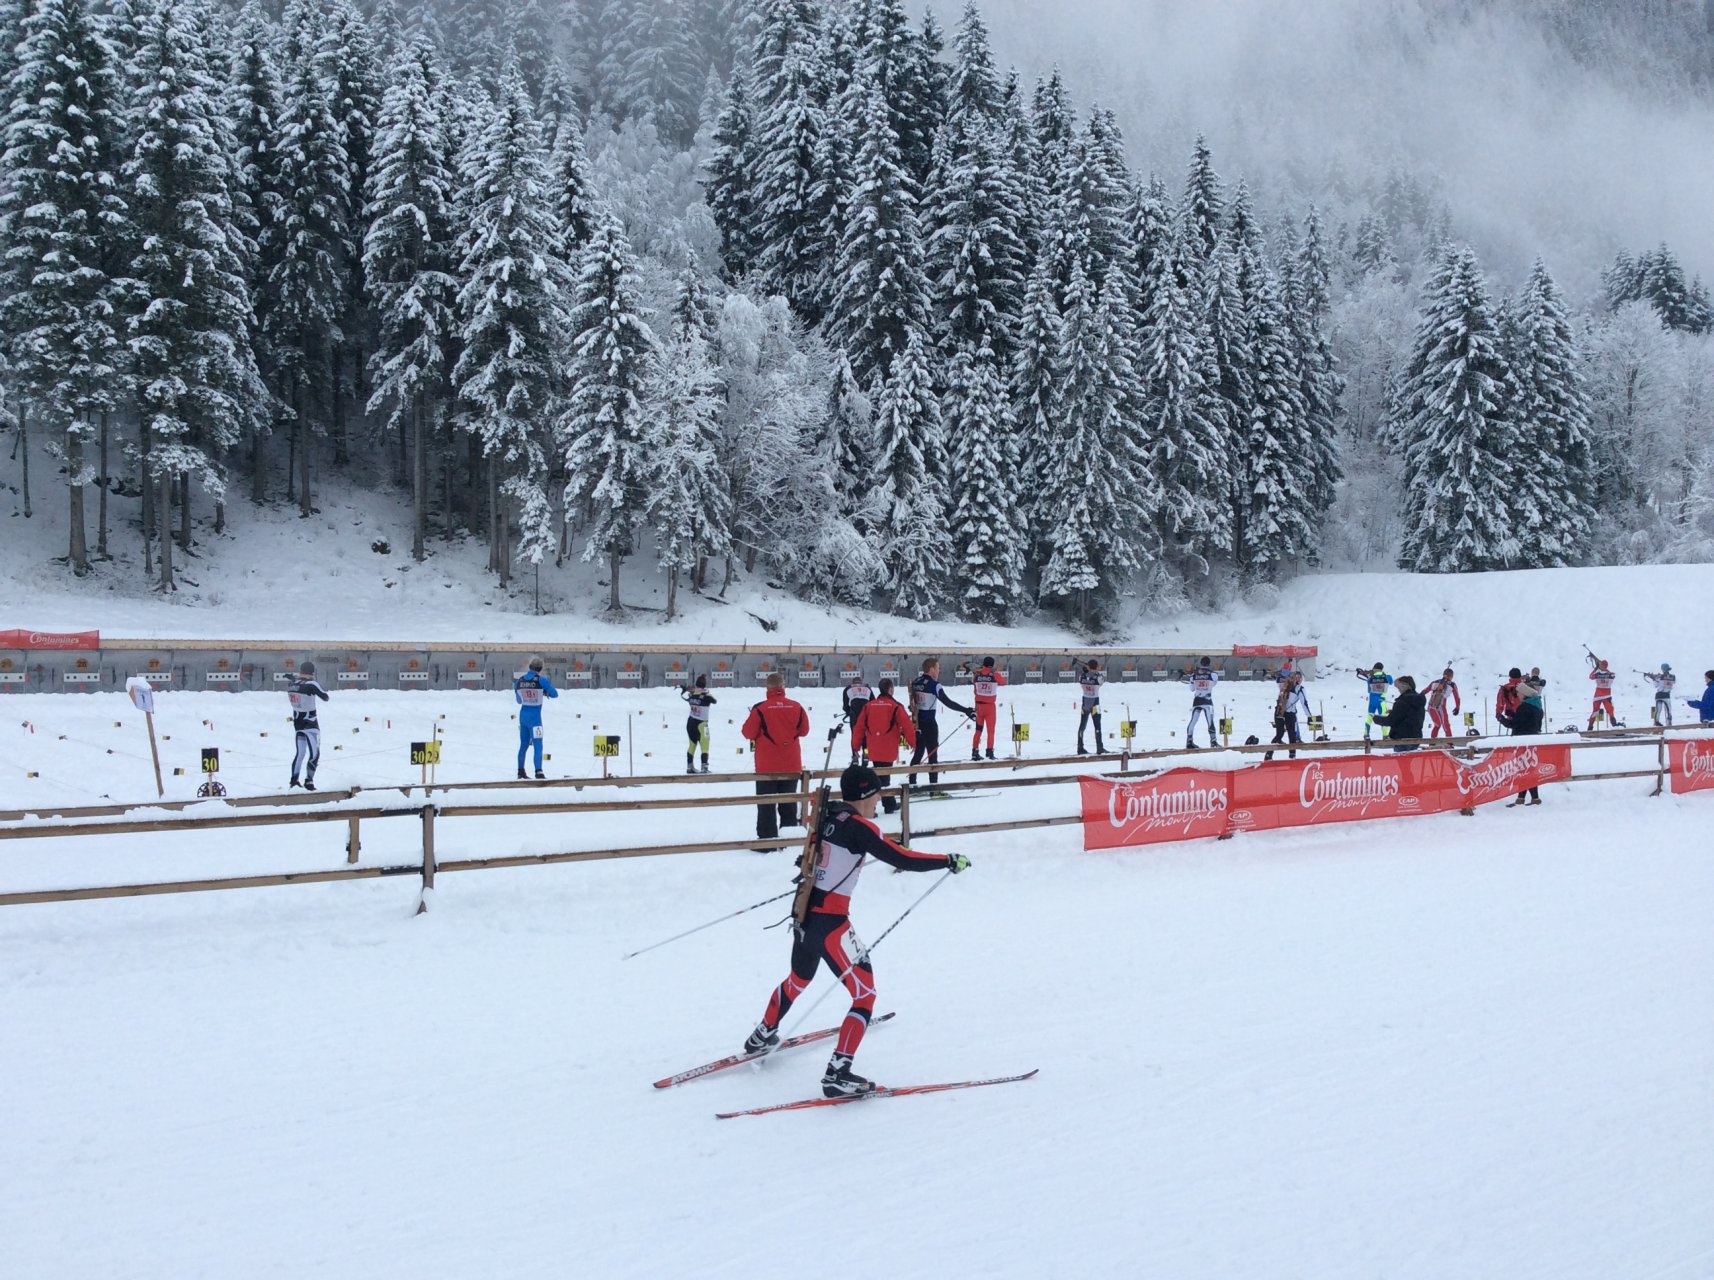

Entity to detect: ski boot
[1076,741,1088,756]
[687,759,697,775]
[1095,739,1107,755]
[821,1053,876,1098]
[699,760,710,774]
[1506,796,1527,808]
[743,1023,779,1056]
[517,768,528,780]
[303,779,317,792]
[1185,738,1197,750]
[534,770,546,780]
[972,749,983,763]
[289,777,301,789]
[985,748,995,761]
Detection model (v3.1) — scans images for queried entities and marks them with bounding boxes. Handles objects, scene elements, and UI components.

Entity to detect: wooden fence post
[346,815,361,865]
[1653,734,1667,797]
[416,804,437,915]
[899,783,911,844]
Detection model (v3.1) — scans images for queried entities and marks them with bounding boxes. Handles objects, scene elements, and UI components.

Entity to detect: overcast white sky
[971,0,1714,293]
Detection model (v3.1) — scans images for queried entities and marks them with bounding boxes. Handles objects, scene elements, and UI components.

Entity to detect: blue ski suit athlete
[1359,668,1393,717]
[515,670,560,772]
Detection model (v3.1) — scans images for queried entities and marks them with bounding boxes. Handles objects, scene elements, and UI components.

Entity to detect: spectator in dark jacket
[1506,669,1546,806]
[1375,676,1427,752]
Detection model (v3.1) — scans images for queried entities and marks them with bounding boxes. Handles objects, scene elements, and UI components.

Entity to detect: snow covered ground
[3,679,1713,1279]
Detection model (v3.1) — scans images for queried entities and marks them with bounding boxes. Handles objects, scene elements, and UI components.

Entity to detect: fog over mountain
[975,0,1714,293]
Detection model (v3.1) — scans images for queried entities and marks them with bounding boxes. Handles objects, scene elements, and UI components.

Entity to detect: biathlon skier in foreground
[742,763,970,1098]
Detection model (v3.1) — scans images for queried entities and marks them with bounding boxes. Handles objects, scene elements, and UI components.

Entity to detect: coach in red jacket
[741,673,811,850]
[850,678,916,815]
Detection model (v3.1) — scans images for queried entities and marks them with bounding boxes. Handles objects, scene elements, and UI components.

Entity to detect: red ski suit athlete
[1588,665,1617,728]
[851,693,916,766]
[757,805,947,1059]
[971,664,1006,752]
[1426,677,1462,737]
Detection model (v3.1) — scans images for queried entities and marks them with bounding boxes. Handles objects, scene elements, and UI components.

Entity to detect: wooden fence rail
[0,729,1704,910]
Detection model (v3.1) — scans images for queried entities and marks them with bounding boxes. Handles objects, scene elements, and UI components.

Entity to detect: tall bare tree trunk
[665,568,677,620]
[68,423,89,575]
[97,410,109,558]
[157,469,174,592]
[331,347,349,466]
[296,381,312,517]
[179,473,191,553]
[412,399,427,560]
[251,420,267,503]
[609,549,621,611]
[17,403,31,519]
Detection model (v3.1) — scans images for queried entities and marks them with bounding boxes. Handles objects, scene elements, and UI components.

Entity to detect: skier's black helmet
[840,763,884,802]
[300,661,315,676]
[694,673,707,689]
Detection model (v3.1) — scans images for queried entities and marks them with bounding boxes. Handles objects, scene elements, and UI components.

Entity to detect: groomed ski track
[3,771,1710,1278]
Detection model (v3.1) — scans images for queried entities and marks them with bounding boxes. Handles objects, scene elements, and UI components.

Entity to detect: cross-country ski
[715,1070,1041,1119]
[653,1013,897,1089]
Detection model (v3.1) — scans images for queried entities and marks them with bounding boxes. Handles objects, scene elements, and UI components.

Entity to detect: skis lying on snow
[714,1069,1039,1119]
[652,1012,896,1089]
[911,790,1001,803]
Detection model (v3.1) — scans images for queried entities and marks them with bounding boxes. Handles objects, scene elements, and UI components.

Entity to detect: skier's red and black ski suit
[757,803,947,1061]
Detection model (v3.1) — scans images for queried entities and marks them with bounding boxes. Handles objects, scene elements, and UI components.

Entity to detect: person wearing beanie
[741,673,810,850]
[967,656,1006,762]
[1374,675,1428,752]
[741,761,970,1099]
[850,678,915,814]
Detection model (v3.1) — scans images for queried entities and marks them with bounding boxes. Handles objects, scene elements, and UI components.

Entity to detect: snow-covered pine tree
[364,37,458,562]
[1009,256,1062,545]
[123,0,266,591]
[704,62,759,281]
[272,0,352,516]
[669,267,718,346]
[1351,211,1396,281]
[451,70,567,587]
[323,0,382,464]
[620,0,701,148]
[1029,68,1074,198]
[1181,134,1223,264]
[0,0,129,575]
[1293,206,1343,532]
[224,2,290,504]
[944,341,1025,622]
[923,105,1027,368]
[749,12,826,315]
[560,215,656,610]
[871,325,948,620]
[645,328,729,618]
[547,106,600,264]
[1046,111,1129,301]
[824,351,875,522]
[1125,175,1172,325]
[1140,233,1229,582]
[1505,258,1596,567]
[829,67,929,386]
[1236,260,1314,582]
[1390,244,1518,574]
[1038,262,1155,626]
[1201,237,1253,547]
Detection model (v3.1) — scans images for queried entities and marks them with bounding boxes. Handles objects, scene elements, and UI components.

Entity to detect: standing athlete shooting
[1357,662,1393,739]
[514,657,558,779]
[682,674,716,774]
[287,661,329,790]
[1184,658,1219,750]
[1425,669,1462,738]
[908,659,973,790]
[742,763,970,1098]
[1074,658,1106,755]
[1586,655,1621,729]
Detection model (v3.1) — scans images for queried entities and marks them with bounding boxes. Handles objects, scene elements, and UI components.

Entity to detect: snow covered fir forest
[2,0,1713,633]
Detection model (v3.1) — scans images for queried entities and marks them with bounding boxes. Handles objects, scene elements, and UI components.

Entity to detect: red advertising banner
[1080,769,1233,850]
[1669,738,1714,795]
[0,629,100,650]
[1081,745,1575,851]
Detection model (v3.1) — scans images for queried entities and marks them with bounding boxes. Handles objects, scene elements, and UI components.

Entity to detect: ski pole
[780,870,954,1037]
[621,888,798,960]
